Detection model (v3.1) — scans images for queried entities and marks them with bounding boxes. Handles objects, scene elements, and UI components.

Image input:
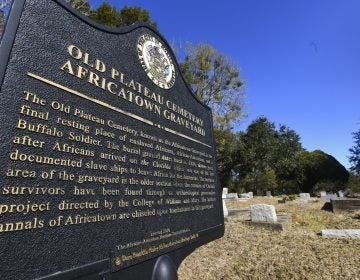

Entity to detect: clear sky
[87,0,360,168]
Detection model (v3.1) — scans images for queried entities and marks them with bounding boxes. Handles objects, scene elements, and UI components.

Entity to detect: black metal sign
[0,1,224,279]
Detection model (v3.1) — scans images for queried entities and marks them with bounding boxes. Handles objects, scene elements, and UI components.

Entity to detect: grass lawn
[178,197,360,280]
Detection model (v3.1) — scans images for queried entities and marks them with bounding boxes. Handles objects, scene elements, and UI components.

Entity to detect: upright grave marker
[0,1,224,279]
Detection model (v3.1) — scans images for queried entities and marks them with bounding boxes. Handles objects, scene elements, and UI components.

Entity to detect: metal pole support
[152,255,178,280]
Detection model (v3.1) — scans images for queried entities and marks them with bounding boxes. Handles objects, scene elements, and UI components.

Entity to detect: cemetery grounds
[178,197,360,280]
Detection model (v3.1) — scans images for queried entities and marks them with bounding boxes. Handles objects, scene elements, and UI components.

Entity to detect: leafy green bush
[282,195,296,201]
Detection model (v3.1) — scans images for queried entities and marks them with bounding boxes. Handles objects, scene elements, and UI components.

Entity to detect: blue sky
[91,1,358,167]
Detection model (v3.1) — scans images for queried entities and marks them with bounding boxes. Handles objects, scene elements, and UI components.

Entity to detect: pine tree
[349,130,360,175]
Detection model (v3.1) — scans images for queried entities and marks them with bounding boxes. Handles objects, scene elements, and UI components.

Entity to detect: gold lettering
[60,60,75,75]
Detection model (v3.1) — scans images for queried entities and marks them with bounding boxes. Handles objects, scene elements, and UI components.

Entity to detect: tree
[258,168,278,193]
[180,43,245,129]
[241,168,277,196]
[242,117,278,173]
[117,6,157,29]
[349,129,360,175]
[273,125,303,192]
[346,174,360,196]
[297,150,349,193]
[230,117,303,194]
[213,128,238,191]
[237,117,280,194]
[67,0,91,16]
[90,3,157,29]
[90,2,118,28]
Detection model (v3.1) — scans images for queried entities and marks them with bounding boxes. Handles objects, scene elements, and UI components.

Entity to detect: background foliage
[60,1,355,195]
[1,0,354,195]
[349,129,360,175]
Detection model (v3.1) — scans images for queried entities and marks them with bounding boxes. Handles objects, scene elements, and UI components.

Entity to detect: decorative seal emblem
[137,34,175,89]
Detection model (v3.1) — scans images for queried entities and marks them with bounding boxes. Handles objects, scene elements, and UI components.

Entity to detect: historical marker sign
[0,1,224,279]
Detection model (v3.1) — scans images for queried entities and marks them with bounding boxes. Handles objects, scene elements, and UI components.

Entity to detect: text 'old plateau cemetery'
[0,1,224,279]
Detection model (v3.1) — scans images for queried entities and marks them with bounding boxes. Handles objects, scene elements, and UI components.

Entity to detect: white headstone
[222,188,228,199]
[321,193,338,202]
[320,191,327,197]
[226,193,238,200]
[338,191,344,198]
[321,229,360,239]
[250,204,277,222]
[248,192,253,198]
[240,193,250,199]
[266,191,272,197]
[299,193,311,200]
[222,200,228,217]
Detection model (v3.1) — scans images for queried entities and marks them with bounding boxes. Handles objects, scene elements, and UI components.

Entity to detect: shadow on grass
[321,202,333,212]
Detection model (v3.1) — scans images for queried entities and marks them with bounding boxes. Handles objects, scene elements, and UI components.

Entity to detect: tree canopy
[349,129,360,175]
[214,117,348,195]
[67,0,157,29]
[67,0,91,16]
[180,43,246,129]
[90,2,118,27]
[117,6,157,29]
[66,1,349,195]
[297,150,349,193]
[236,117,304,195]
[90,2,157,29]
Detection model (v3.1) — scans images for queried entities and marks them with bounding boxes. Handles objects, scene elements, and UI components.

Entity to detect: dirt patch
[178,197,360,280]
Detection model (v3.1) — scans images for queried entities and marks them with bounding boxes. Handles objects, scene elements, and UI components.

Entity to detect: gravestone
[331,198,360,213]
[299,193,311,200]
[240,193,249,199]
[0,1,224,279]
[321,229,360,239]
[266,191,272,197]
[240,192,253,199]
[250,204,277,222]
[222,200,228,217]
[226,193,239,200]
[338,191,344,198]
[322,193,338,203]
[222,187,228,199]
[247,204,291,231]
[320,191,327,197]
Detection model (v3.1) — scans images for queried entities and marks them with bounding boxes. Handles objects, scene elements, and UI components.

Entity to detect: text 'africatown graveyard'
[0,1,224,279]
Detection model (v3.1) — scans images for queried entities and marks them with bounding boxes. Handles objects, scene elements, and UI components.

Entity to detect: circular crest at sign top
[137,34,176,89]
